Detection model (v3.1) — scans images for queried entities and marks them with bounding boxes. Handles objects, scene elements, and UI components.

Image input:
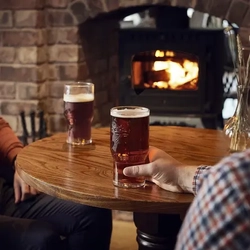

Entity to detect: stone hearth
[0,0,249,135]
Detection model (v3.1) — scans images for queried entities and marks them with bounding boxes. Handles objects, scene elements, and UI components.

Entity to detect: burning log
[169,78,198,90]
[143,69,170,83]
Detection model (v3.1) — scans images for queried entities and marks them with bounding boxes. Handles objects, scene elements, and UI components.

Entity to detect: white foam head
[63,93,94,103]
[111,106,150,118]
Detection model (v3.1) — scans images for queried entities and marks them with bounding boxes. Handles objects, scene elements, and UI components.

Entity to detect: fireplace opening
[118,6,226,129]
[132,50,199,90]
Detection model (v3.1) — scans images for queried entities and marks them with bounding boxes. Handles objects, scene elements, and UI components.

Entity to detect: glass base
[67,138,92,146]
[113,180,145,188]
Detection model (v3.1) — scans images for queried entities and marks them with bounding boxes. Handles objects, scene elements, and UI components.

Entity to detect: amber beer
[110,106,150,188]
[63,82,94,145]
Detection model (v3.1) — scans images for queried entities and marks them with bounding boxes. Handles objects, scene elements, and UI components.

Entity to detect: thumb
[123,162,156,177]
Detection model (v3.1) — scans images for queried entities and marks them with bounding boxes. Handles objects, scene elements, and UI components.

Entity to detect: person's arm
[178,165,211,195]
[175,149,250,250]
[0,117,39,202]
[0,117,23,167]
[176,165,200,194]
[123,146,212,194]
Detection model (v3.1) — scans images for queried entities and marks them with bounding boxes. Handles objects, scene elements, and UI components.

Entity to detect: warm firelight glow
[151,50,199,89]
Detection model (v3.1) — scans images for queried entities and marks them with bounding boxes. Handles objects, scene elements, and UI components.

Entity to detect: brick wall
[0,1,46,134]
[0,0,249,135]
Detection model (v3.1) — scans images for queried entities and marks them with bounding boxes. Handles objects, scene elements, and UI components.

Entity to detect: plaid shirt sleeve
[192,165,211,195]
[175,149,250,250]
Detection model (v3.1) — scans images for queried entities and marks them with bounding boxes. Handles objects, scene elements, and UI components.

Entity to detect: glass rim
[110,106,150,117]
[111,105,149,111]
[65,81,94,88]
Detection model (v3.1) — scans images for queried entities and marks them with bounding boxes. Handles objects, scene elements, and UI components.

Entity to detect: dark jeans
[0,179,112,250]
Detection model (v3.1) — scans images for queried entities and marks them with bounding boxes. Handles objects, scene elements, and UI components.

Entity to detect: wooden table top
[16,126,230,214]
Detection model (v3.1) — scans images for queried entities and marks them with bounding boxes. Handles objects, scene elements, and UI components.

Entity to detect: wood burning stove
[118,27,226,129]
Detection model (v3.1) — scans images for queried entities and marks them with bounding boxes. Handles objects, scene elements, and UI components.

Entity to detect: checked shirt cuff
[192,165,211,195]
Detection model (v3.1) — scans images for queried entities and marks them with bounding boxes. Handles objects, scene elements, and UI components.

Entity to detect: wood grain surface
[16,126,230,214]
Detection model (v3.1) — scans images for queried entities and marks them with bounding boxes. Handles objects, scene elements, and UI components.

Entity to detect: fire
[151,50,199,89]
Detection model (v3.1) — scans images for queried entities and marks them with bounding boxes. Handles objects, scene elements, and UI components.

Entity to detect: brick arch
[67,0,249,45]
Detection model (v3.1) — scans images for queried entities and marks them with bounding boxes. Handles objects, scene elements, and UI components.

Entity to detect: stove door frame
[118,28,225,117]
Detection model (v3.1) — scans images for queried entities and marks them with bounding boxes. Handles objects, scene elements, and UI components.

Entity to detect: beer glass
[110,106,150,188]
[64,82,94,145]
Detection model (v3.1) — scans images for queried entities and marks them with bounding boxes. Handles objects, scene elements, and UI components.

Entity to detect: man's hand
[14,170,39,203]
[123,146,197,193]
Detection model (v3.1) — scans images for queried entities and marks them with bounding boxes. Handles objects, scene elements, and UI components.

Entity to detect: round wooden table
[16,126,230,250]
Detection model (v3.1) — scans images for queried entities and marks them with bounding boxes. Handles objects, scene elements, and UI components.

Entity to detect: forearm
[0,117,23,165]
[177,165,212,194]
[176,165,198,194]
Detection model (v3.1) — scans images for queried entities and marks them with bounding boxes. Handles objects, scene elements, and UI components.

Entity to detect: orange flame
[151,50,199,89]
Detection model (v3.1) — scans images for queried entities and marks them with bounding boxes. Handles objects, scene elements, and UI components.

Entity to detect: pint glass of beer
[110,106,150,188]
[63,82,94,145]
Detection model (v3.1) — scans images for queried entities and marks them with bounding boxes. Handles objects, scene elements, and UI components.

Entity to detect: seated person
[0,116,112,250]
[124,146,250,250]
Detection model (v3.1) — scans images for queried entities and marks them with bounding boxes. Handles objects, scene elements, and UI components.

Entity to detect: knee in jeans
[90,208,112,233]
[77,206,112,230]
[25,221,62,250]
[90,207,112,223]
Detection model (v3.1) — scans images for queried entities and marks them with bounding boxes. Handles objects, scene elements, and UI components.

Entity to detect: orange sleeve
[0,117,23,166]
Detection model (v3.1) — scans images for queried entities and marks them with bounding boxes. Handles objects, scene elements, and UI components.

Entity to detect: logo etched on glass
[111,118,130,152]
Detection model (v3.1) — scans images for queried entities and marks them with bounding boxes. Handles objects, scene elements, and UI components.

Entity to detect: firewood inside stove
[143,69,170,83]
